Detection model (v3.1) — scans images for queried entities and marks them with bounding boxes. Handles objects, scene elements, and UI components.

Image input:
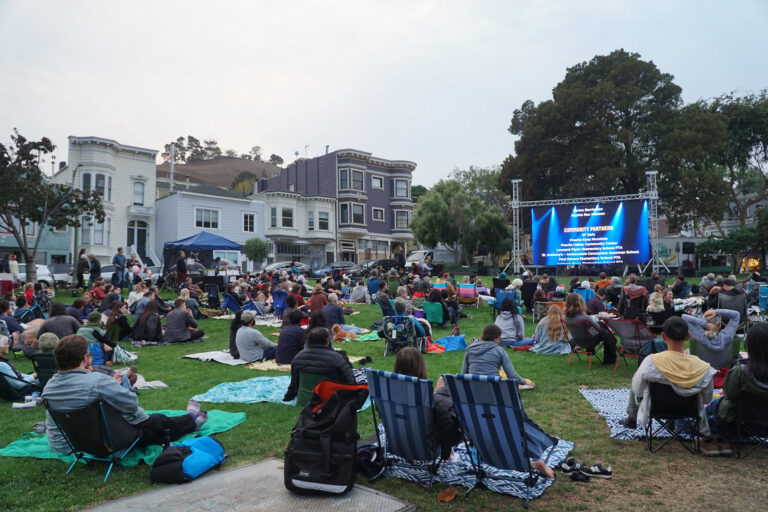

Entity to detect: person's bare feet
[531,459,555,479]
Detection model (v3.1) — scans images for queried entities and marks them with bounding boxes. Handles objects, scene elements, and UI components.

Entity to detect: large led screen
[531,200,650,266]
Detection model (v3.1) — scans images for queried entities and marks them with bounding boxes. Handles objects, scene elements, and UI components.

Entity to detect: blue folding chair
[221,293,241,313]
[494,289,521,314]
[272,289,288,318]
[364,369,442,488]
[373,295,395,317]
[442,374,558,509]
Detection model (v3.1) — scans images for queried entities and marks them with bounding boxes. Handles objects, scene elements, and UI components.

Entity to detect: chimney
[325,145,329,155]
[185,175,190,190]
[169,144,175,192]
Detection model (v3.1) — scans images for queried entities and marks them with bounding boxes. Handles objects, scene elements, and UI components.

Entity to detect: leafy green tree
[450,166,508,212]
[696,227,758,273]
[500,49,682,200]
[243,237,271,267]
[410,184,427,204]
[250,146,262,162]
[224,149,238,158]
[464,208,512,263]
[161,136,187,163]
[0,130,105,282]
[186,136,205,162]
[203,139,222,160]
[268,154,284,166]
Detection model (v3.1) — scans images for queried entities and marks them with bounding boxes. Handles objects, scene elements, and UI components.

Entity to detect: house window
[81,216,110,246]
[352,171,364,191]
[195,208,219,229]
[340,204,349,223]
[270,207,277,228]
[95,174,106,197]
[372,208,384,222]
[282,208,293,228]
[372,176,383,189]
[81,172,112,201]
[395,179,409,198]
[107,176,112,201]
[243,213,255,233]
[352,204,364,224]
[318,212,329,230]
[339,169,349,189]
[25,223,36,237]
[307,211,314,231]
[54,226,67,233]
[395,210,409,229]
[82,173,91,192]
[133,182,145,206]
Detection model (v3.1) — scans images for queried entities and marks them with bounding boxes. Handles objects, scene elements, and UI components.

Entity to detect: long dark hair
[394,347,428,380]
[746,323,768,382]
[500,297,520,316]
[138,301,158,326]
[305,310,328,341]
[107,303,126,326]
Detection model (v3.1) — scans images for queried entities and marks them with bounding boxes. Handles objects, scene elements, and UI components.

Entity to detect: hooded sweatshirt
[631,350,715,434]
[494,311,524,342]
[461,339,524,384]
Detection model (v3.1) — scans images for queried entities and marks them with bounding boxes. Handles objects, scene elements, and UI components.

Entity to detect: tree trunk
[23,250,38,284]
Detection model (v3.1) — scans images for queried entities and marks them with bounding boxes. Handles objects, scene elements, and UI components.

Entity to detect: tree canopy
[696,227,758,273]
[161,136,283,166]
[243,237,271,266]
[500,49,682,200]
[0,130,105,282]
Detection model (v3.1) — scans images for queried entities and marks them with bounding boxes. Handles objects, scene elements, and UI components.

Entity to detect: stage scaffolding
[505,171,667,275]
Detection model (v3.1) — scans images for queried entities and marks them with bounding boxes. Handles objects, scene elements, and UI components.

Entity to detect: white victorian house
[52,136,158,264]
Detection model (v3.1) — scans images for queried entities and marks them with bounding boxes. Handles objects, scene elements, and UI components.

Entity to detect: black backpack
[284,380,368,495]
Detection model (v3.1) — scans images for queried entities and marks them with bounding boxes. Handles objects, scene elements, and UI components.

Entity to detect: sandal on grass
[580,462,613,479]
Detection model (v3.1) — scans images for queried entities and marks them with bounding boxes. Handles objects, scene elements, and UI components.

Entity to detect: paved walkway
[83,458,414,512]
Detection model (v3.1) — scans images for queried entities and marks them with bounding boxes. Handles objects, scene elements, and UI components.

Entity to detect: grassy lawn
[1,280,767,511]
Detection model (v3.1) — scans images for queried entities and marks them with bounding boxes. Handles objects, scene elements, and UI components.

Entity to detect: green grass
[1,280,766,511]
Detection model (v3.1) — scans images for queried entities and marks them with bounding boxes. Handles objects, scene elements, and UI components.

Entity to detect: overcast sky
[1,0,767,186]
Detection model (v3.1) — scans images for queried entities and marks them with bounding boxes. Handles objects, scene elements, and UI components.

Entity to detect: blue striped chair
[364,369,442,488]
[442,374,558,509]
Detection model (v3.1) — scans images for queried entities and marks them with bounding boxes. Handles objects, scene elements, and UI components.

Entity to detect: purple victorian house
[261,149,416,263]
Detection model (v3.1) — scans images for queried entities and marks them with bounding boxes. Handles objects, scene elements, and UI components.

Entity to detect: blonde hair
[133,282,147,293]
[545,305,568,341]
[179,288,190,301]
[564,293,586,317]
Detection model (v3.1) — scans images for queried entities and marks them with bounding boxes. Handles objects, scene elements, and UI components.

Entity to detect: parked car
[264,261,312,274]
[312,261,360,279]
[353,258,399,277]
[15,264,55,287]
[48,264,73,286]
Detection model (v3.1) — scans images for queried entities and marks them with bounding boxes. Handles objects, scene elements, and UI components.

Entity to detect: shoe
[570,472,590,482]
[618,417,637,429]
[580,462,612,479]
[717,442,733,456]
[700,440,721,456]
[557,457,582,474]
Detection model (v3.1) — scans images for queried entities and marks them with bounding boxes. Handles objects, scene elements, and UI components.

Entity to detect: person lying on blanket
[282,327,355,402]
[395,347,555,479]
[236,310,277,363]
[42,335,208,452]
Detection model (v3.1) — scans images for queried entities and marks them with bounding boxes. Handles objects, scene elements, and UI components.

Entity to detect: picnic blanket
[184,350,249,366]
[245,356,366,372]
[0,410,245,466]
[191,376,371,410]
[211,314,282,328]
[134,374,168,389]
[376,426,572,499]
[432,334,466,352]
[356,331,383,341]
[131,337,205,347]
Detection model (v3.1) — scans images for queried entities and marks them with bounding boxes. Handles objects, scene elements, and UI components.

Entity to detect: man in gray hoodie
[461,324,533,387]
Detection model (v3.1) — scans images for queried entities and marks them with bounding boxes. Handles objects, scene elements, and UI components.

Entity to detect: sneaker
[717,442,733,457]
[618,417,637,429]
[700,440,721,456]
[580,462,613,479]
[557,457,582,474]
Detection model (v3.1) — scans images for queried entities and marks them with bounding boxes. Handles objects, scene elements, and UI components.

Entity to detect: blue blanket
[376,426,572,500]
[433,334,466,352]
[192,376,371,410]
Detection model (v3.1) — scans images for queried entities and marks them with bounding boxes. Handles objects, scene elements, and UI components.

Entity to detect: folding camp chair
[689,332,741,369]
[718,293,749,334]
[645,382,700,454]
[421,301,444,327]
[31,352,57,389]
[43,399,143,482]
[221,293,242,314]
[381,315,426,356]
[564,319,603,368]
[432,281,448,294]
[494,289,521,316]
[607,318,656,373]
[0,372,36,401]
[272,289,288,318]
[458,284,480,307]
[520,281,538,313]
[442,373,558,509]
[728,390,768,458]
[365,369,442,488]
[205,284,221,309]
[532,301,549,323]
[373,295,395,317]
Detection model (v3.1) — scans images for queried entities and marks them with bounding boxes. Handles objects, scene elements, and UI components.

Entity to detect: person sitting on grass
[163,299,204,343]
[462,324,535,387]
[37,303,82,340]
[703,322,768,455]
[127,282,147,310]
[308,284,328,314]
[0,335,39,395]
[42,335,207,453]
[563,293,617,365]
[282,327,355,403]
[235,310,276,363]
[77,311,116,367]
[105,302,133,342]
[65,299,85,326]
[276,310,306,365]
[393,297,427,338]
[376,280,392,308]
[132,301,163,342]
[531,305,572,355]
[618,317,715,433]
[494,298,531,347]
[350,279,368,304]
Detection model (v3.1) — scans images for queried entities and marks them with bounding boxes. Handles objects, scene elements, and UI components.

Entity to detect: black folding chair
[564,319,603,368]
[645,382,700,454]
[205,284,221,309]
[31,352,57,389]
[729,391,768,458]
[43,399,143,482]
[718,293,749,334]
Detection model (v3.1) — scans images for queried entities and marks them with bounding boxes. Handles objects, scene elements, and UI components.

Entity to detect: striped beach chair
[458,283,479,307]
[442,374,558,509]
[365,369,442,488]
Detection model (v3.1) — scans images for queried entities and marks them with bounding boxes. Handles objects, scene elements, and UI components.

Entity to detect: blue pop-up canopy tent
[163,231,242,271]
